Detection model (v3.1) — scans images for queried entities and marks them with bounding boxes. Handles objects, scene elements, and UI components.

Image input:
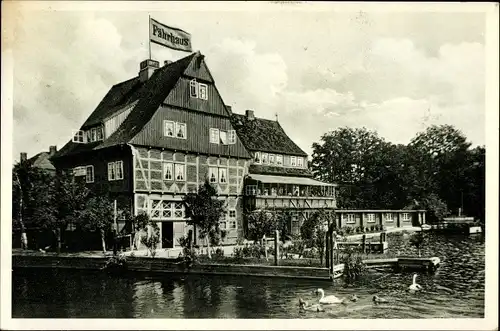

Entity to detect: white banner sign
[150,18,192,52]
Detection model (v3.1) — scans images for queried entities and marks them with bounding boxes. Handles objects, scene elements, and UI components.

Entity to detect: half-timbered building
[52,52,252,248]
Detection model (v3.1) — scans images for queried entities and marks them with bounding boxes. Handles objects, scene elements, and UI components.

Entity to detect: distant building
[19,145,58,174]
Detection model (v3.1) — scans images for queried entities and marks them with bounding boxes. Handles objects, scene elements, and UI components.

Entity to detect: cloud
[206,39,288,112]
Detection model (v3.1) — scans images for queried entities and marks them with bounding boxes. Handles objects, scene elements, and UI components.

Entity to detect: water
[12,233,485,318]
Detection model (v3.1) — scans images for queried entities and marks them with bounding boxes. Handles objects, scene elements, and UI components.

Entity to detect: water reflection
[12,233,484,319]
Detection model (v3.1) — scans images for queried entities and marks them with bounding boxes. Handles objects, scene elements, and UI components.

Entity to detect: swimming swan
[299,298,324,312]
[409,273,423,291]
[372,295,388,304]
[315,288,343,304]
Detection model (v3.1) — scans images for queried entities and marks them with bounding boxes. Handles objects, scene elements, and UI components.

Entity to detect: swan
[409,273,423,291]
[315,288,343,304]
[299,298,324,312]
[373,295,388,304]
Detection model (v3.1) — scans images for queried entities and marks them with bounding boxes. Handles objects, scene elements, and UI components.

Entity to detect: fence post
[274,230,279,266]
[325,232,330,270]
[362,234,366,254]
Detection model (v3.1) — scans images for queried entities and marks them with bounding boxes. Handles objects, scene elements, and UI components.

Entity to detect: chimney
[139,59,160,82]
[164,60,172,66]
[20,152,27,162]
[226,105,233,114]
[245,109,255,120]
[49,145,57,157]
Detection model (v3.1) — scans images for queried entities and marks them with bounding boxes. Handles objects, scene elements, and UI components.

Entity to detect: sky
[5,2,490,162]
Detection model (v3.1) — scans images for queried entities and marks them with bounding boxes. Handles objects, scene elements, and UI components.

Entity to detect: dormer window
[262,153,269,164]
[291,156,297,167]
[297,157,303,168]
[276,155,283,166]
[254,152,261,164]
[73,130,85,143]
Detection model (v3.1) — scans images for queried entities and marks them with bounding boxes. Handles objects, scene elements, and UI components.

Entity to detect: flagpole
[148,14,152,60]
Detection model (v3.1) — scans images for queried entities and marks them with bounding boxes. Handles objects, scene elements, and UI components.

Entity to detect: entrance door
[162,222,174,248]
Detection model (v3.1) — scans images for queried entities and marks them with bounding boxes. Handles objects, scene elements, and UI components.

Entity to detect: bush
[103,254,127,271]
[177,235,197,261]
[233,246,245,259]
[370,225,375,232]
[214,247,224,258]
[340,248,367,285]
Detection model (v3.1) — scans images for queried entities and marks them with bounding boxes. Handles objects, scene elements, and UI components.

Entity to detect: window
[228,130,236,144]
[73,130,85,143]
[164,121,175,137]
[210,128,219,144]
[108,161,123,181]
[175,164,185,181]
[174,202,184,218]
[401,213,411,221]
[343,214,356,224]
[86,130,92,143]
[175,122,186,139]
[199,83,208,100]
[219,213,227,230]
[291,156,297,167]
[150,200,185,220]
[254,152,261,164]
[209,167,218,183]
[276,155,283,166]
[85,165,94,183]
[190,79,209,101]
[271,187,277,196]
[219,168,227,183]
[262,153,268,164]
[96,127,104,141]
[228,209,237,229]
[297,157,303,168]
[246,185,257,195]
[190,79,198,98]
[384,213,394,222]
[73,166,86,176]
[163,162,173,180]
[91,128,97,142]
[366,213,376,223]
[269,154,275,165]
[219,130,228,144]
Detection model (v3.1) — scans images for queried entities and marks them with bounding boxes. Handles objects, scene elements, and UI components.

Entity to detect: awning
[248,174,337,186]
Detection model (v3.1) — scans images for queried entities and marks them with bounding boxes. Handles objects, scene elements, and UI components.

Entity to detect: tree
[77,195,114,253]
[300,211,328,266]
[53,172,93,252]
[409,125,472,214]
[138,214,160,258]
[183,180,226,258]
[311,127,403,209]
[12,160,58,249]
[247,209,275,243]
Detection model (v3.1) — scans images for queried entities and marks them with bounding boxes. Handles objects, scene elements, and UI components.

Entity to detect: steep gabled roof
[82,77,143,129]
[27,152,56,172]
[230,113,307,157]
[97,53,197,150]
[53,52,198,159]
